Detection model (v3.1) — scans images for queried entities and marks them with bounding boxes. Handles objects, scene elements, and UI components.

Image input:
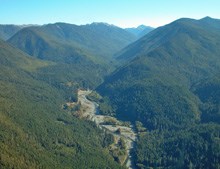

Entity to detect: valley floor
[77,90,137,169]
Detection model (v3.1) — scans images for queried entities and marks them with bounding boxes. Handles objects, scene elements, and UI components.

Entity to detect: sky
[1,0,220,28]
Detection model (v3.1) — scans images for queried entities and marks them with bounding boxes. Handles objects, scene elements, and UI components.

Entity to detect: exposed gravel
[78,90,137,169]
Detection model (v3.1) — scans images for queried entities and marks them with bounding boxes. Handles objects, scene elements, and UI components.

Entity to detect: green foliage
[135,121,146,132]
[8,22,136,63]
[0,40,124,168]
[109,138,127,165]
[193,76,220,124]
[1,17,220,169]
[98,17,220,168]
[135,124,220,169]
[6,22,136,88]
[87,91,115,116]
[99,77,199,130]
[87,91,102,103]
[99,97,115,116]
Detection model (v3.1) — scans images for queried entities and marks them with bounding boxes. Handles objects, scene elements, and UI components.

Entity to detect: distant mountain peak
[90,22,117,27]
[136,25,148,30]
[199,16,220,23]
[125,25,154,39]
[201,16,213,20]
[173,17,195,24]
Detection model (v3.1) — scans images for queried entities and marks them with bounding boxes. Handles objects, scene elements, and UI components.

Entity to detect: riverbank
[76,90,137,169]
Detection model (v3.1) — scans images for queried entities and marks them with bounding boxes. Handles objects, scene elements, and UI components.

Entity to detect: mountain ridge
[125,24,154,39]
[1,16,220,169]
[0,39,124,169]
[117,17,220,63]
[8,22,136,61]
[97,16,220,168]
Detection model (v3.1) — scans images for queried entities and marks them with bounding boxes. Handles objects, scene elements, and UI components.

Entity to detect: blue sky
[1,0,220,27]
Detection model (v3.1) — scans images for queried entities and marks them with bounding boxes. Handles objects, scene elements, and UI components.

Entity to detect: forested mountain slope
[0,40,124,169]
[98,17,220,168]
[8,22,136,61]
[7,22,137,87]
[117,17,220,63]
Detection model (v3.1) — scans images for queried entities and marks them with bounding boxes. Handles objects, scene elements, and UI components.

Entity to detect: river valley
[76,90,137,169]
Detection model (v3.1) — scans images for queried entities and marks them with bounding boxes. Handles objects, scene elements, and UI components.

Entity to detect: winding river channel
[77,90,137,169]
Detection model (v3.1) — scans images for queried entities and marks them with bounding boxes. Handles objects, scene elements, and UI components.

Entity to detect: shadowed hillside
[8,22,136,61]
[0,25,23,40]
[98,17,220,168]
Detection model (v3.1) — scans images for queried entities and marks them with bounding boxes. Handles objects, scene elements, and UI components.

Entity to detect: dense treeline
[193,77,220,124]
[98,17,220,168]
[135,124,220,169]
[99,76,220,169]
[0,40,124,168]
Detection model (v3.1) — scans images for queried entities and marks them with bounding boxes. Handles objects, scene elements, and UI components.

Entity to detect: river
[77,90,137,169]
